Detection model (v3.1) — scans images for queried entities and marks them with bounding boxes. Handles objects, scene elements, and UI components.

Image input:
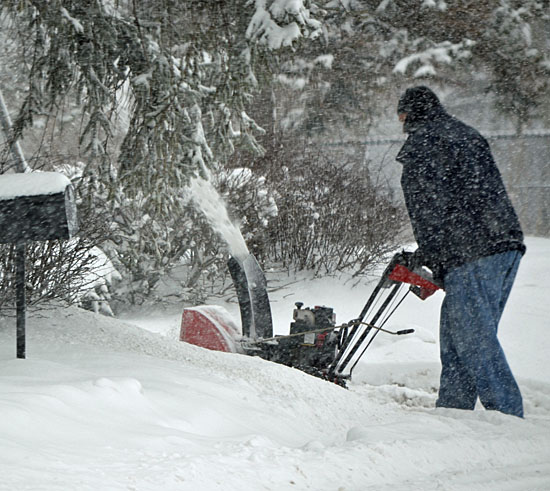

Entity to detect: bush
[233,135,407,276]
[0,208,114,313]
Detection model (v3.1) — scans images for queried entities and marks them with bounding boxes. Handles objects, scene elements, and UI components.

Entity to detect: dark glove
[411,248,445,290]
[410,248,429,270]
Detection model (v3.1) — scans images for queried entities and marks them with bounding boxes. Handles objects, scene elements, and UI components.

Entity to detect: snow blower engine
[180,252,442,386]
[260,303,340,378]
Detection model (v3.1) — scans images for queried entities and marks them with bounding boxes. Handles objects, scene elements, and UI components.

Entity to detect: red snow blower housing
[180,251,441,386]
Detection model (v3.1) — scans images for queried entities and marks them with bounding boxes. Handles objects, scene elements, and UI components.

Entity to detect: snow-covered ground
[1,237,550,490]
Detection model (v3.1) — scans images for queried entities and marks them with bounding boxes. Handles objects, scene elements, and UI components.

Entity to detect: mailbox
[0,171,79,359]
[0,172,78,243]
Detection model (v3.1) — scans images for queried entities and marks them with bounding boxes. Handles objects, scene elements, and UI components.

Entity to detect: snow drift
[1,237,550,490]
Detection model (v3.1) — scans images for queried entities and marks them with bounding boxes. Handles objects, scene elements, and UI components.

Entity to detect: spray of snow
[187,176,249,260]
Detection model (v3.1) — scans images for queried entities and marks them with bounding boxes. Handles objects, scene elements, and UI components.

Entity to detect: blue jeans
[436,250,523,417]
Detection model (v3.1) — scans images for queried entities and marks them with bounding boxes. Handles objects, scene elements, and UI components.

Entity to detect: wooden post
[15,241,26,359]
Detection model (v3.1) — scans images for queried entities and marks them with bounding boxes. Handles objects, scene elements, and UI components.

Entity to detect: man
[396,86,525,417]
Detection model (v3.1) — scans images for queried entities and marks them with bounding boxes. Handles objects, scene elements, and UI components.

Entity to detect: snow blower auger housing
[180,252,441,386]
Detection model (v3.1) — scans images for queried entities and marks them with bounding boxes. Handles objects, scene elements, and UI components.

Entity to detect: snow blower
[180,251,441,386]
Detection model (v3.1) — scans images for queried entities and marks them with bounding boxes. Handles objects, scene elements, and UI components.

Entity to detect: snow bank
[1,237,549,489]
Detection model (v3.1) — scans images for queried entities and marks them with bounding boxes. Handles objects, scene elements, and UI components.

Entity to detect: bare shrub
[230,133,407,276]
[0,204,112,313]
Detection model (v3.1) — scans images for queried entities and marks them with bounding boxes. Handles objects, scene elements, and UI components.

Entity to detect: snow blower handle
[349,319,415,336]
[396,328,415,335]
[385,251,442,300]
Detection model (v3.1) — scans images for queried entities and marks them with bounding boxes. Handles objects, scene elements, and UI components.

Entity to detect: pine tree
[0,0,323,305]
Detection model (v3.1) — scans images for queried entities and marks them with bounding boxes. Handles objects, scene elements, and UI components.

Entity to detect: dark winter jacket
[396,87,525,280]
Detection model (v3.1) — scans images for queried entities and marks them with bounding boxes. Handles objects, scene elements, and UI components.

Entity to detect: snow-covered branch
[246,0,322,49]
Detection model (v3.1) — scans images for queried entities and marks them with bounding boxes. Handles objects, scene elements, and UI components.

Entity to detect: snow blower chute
[180,251,441,386]
[180,254,272,352]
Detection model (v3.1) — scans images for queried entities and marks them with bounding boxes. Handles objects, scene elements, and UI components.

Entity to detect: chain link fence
[327,132,550,237]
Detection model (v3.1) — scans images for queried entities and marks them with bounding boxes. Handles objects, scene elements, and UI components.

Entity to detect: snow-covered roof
[0,172,71,201]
